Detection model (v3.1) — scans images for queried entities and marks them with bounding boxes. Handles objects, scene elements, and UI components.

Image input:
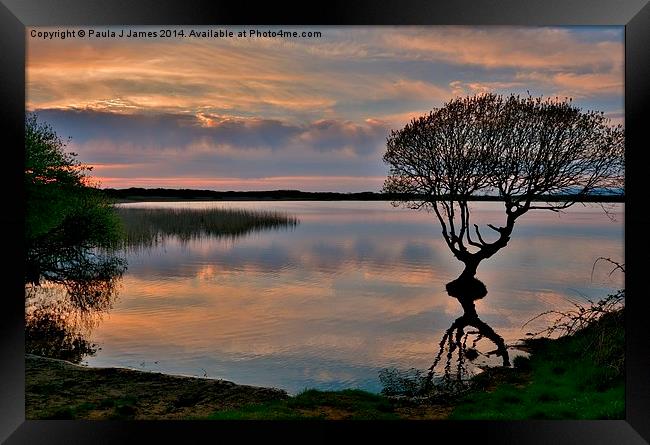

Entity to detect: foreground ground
[26,309,623,420]
[25,354,287,420]
[25,355,452,420]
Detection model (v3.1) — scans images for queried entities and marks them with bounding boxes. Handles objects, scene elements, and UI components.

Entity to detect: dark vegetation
[25,114,126,289]
[25,354,287,420]
[25,114,126,361]
[102,187,624,202]
[449,306,624,419]
[206,389,403,420]
[25,354,452,420]
[114,206,298,249]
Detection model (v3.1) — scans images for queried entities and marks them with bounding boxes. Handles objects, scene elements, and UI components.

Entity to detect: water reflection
[25,204,299,365]
[25,204,127,363]
[26,301,98,364]
[25,274,122,364]
[424,275,509,387]
[77,201,622,394]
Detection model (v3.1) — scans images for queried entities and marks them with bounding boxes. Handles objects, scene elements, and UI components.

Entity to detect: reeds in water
[114,206,299,249]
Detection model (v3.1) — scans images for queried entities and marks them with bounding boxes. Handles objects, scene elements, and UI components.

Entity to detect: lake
[67,201,624,394]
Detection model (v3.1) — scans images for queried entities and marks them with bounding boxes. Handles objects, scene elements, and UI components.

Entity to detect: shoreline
[25,308,624,420]
[25,354,289,420]
[25,354,453,420]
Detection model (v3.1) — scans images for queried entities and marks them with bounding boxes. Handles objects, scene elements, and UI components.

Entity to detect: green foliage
[107,398,138,419]
[26,114,90,239]
[25,114,124,285]
[25,113,122,246]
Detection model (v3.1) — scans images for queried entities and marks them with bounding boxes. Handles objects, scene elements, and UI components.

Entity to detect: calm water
[81,201,623,394]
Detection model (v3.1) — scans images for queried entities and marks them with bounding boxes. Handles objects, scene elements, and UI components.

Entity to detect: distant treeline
[101,187,625,203]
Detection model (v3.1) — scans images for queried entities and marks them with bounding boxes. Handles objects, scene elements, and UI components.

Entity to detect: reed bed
[113,206,299,249]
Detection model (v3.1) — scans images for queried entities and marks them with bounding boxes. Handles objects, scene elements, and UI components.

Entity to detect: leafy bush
[25,114,125,286]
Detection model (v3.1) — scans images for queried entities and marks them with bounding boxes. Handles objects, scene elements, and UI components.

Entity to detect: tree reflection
[26,294,99,364]
[24,114,128,364]
[25,270,123,364]
[25,236,125,363]
[425,275,509,387]
[381,94,624,386]
[26,235,126,364]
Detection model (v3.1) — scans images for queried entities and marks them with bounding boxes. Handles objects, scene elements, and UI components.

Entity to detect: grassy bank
[449,308,624,419]
[26,308,623,420]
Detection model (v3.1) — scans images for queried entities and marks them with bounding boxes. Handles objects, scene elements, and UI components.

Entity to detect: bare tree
[383,94,624,374]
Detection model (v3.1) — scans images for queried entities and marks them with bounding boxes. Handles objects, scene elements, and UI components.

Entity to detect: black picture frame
[2,0,648,443]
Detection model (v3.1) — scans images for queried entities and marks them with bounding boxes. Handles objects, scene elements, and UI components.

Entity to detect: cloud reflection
[84,202,623,392]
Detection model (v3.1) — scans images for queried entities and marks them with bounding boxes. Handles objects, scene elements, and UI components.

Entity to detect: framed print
[2,0,649,443]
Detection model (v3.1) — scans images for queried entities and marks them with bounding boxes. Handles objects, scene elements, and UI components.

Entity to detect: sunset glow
[27,26,624,191]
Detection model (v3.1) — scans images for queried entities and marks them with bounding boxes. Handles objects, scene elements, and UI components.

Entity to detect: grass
[448,309,624,420]
[207,389,399,420]
[113,206,298,249]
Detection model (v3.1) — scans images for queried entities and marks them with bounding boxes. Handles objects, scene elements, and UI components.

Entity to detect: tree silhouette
[25,115,127,363]
[382,94,624,377]
[25,114,126,287]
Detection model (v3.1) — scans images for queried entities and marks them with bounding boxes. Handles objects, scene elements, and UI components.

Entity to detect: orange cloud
[515,71,624,98]
[27,26,623,119]
[384,27,623,71]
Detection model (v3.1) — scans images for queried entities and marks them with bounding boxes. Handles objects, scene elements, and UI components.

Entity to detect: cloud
[26,26,623,190]
[27,26,623,119]
[449,80,525,96]
[294,118,388,155]
[514,71,623,98]
[383,28,623,101]
[35,108,388,154]
[32,108,392,190]
[383,27,623,71]
[27,36,337,116]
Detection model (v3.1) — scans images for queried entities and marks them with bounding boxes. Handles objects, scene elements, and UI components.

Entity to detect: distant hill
[100,187,625,203]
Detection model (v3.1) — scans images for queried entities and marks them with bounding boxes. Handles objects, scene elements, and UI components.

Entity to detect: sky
[26,26,624,192]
